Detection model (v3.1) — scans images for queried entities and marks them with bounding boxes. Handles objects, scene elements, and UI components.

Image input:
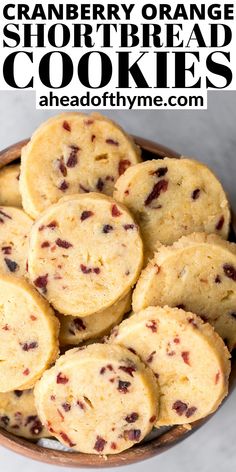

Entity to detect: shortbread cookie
[110,306,230,426]
[59,292,131,346]
[28,193,143,317]
[0,389,50,439]
[0,165,22,208]
[0,206,32,277]
[35,344,158,454]
[133,233,236,350]
[20,113,141,219]
[114,158,230,256]
[0,275,59,392]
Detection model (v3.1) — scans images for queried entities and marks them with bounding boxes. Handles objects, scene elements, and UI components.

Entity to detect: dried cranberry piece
[152,166,168,178]
[125,412,139,423]
[173,337,180,344]
[30,315,37,321]
[124,429,141,442]
[1,246,12,255]
[80,264,92,274]
[34,274,48,291]
[119,365,136,377]
[118,159,131,176]
[106,138,119,146]
[186,406,197,418]
[4,258,19,273]
[41,241,50,248]
[118,380,131,393]
[111,205,122,217]
[56,373,69,384]
[216,216,224,231]
[223,264,236,281]
[60,432,76,447]
[149,415,157,423]
[1,416,10,426]
[181,351,190,365]
[67,146,79,168]
[81,211,94,221]
[94,435,107,452]
[123,224,136,231]
[59,180,69,192]
[145,180,168,206]
[73,318,86,331]
[110,442,117,450]
[93,267,101,274]
[14,390,23,398]
[146,320,157,333]
[172,400,188,416]
[62,403,71,412]
[58,158,67,177]
[56,238,73,249]
[77,400,86,410]
[187,317,198,328]
[146,351,156,363]
[103,224,113,234]
[30,418,43,435]
[25,415,37,426]
[191,188,201,200]
[215,275,221,283]
[0,209,12,220]
[63,121,71,132]
[23,368,30,376]
[2,324,9,331]
[47,220,58,229]
[91,134,96,142]
[21,341,38,352]
[96,178,104,192]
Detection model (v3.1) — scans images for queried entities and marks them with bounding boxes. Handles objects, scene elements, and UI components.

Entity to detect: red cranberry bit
[21,341,38,352]
[81,210,94,221]
[0,209,12,220]
[105,175,114,182]
[91,134,96,142]
[215,275,221,283]
[186,406,197,418]
[118,380,131,393]
[119,159,131,176]
[146,320,158,333]
[51,395,56,401]
[23,368,30,376]
[149,415,157,423]
[77,400,86,410]
[125,412,139,423]
[63,121,71,132]
[56,238,73,249]
[0,416,10,426]
[103,224,113,234]
[216,216,224,231]
[145,179,168,206]
[96,178,104,192]
[223,263,236,281]
[124,429,141,442]
[181,351,190,365]
[56,373,69,384]
[146,351,156,363]
[67,146,79,168]
[59,180,69,192]
[187,317,198,328]
[4,258,19,273]
[119,365,136,377]
[94,436,107,453]
[123,224,136,231]
[110,442,117,450]
[192,188,201,200]
[93,267,100,274]
[152,166,168,178]
[41,241,50,248]
[1,246,12,255]
[62,403,71,412]
[60,432,76,448]
[172,400,188,416]
[30,418,43,435]
[39,225,45,231]
[73,318,86,331]
[215,371,220,384]
[100,367,106,375]
[14,390,23,398]
[30,315,37,321]
[79,184,90,193]
[58,157,67,177]
[174,337,180,344]
[106,138,119,146]
[47,220,58,229]
[80,264,92,274]
[34,274,48,291]
[2,324,10,331]
[111,204,122,217]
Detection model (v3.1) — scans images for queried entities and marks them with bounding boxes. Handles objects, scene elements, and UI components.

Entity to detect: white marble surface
[0,91,235,472]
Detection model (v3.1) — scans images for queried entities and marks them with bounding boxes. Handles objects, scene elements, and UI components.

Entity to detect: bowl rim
[0,136,235,468]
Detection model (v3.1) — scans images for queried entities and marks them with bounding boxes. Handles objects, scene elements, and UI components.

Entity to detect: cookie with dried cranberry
[0,164,22,208]
[58,292,131,346]
[110,306,230,426]
[28,193,143,317]
[0,275,59,392]
[114,158,230,257]
[0,206,32,277]
[0,389,51,439]
[34,343,158,454]
[133,233,236,351]
[20,112,141,219]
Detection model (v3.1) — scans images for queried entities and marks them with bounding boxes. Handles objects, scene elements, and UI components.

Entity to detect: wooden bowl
[0,137,235,468]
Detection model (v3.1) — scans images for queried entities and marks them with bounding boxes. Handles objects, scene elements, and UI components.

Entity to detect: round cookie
[132,233,236,351]
[28,193,143,317]
[0,206,32,277]
[20,113,141,219]
[114,158,230,256]
[0,275,59,392]
[0,389,50,439]
[34,344,158,454]
[0,164,22,208]
[58,292,131,346]
[110,306,230,426]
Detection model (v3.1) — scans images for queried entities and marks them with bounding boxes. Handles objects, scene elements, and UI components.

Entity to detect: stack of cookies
[0,112,233,455]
